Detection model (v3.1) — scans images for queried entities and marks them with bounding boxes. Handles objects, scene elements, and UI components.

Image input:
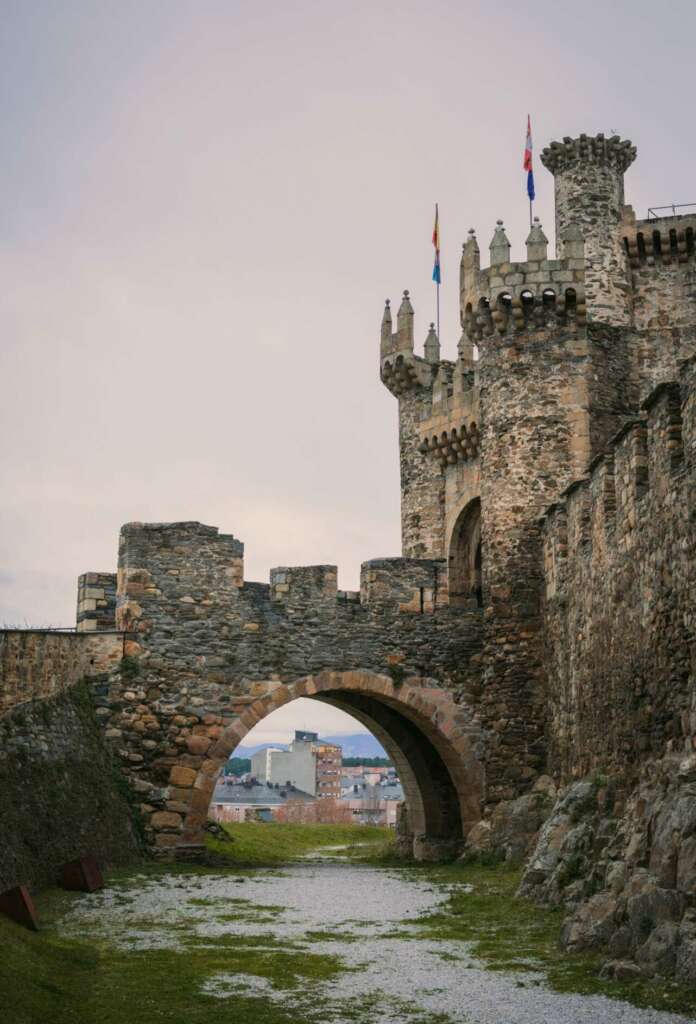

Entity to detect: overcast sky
[236,697,375,748]
[2,2,694,734]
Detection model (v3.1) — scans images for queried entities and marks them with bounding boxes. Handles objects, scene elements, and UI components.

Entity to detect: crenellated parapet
[380,291,440,397]
[622,207,696,269]
[540,133,636,177]
[621,205,696,387]
[110,521,457,624]
[417,391,480,466]
[460,218,586,341]
[77,572,117,631]
[380,290,479,417]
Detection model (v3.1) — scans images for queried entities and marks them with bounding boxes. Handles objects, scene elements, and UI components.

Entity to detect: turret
[424,323,440,364]
[380,290,415,360]
[489,220,511,265]
[540,133,636,325]
[460,229,480,320]
[526,217,548,262]
[397,289,414,349]
[380,298,392,352]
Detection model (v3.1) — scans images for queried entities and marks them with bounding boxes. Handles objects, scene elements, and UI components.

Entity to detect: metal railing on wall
[647,203,696,220]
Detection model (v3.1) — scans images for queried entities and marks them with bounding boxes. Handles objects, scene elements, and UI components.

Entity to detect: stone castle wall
[623,209,696,399]
[67,523,484,852]
[0,631,140,891]
[0,629,123,713]
[115,521,482,686]
[541,357,695,782]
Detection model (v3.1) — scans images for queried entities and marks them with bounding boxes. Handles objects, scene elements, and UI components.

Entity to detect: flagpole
[529,197,533,229]
[436,280,440,343]
[432,202,441,343]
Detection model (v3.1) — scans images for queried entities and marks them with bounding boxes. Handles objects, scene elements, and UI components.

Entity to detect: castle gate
[69,520,486,860]
[179,670,483,859]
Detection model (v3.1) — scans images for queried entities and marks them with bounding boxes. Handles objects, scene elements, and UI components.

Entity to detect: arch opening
[448,498,483,608]
[182,671,483,862]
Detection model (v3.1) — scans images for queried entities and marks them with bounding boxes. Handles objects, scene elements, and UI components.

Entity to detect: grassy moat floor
[2,824,695,1024]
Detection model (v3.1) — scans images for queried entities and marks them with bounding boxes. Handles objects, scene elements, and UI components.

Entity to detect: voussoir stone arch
[180,669,483,862]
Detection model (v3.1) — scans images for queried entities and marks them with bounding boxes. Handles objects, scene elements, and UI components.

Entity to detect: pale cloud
[234,698,371,751]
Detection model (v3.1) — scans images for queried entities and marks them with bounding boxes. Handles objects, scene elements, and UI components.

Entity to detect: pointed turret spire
[525,217,548,262]
[460,229,481,315]
[462,228,479,262]
[397,290,414,349]
[381,299,392,345]
[489,220,511,265]
[424,322,440,364]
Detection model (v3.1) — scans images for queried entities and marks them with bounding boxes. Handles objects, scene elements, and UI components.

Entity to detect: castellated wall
[115,521,481,687]
[622,208,696,399]
[541,356,695,782]
[0,631,139,891]
[71,525,485,853]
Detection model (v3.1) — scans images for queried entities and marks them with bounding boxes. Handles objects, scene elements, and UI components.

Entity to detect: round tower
[541,133,636,326]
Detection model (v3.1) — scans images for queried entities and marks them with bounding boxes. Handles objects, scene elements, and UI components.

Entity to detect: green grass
[205,821,392,865]
[404,862,696,1017]
[3,858,696,1023]
[0,911,346,1024]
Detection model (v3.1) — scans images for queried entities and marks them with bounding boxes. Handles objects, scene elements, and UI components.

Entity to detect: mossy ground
[399,862,696,1017]
[2,842,695,1023]
[0,911,346,1024]
[206,820,392,865]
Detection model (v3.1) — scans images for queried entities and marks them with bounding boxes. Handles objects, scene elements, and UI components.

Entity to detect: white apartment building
[250,731,341,798]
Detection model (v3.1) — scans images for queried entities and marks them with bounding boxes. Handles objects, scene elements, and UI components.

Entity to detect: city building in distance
[251,731,341,800]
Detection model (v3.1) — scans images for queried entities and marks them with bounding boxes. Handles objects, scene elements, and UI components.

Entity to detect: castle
[379,131,694,799]
[1,132,694,978]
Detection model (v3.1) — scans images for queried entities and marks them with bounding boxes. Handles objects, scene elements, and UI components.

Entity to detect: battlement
[418,392,480,466]
[540,133,636,175]
[622,208,696,269]
[76,572,117,631]
[360,558,449,612]
[460,219,586,340]
[380,291,444,397]
[115,521,244,632]
[270,565,338,606]
[379,289,481,473]
[100,519,463,627]
[541,359,693,599]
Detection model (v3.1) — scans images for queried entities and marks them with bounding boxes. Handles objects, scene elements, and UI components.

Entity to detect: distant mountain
[326,733,387,758]
[232,732,386,760]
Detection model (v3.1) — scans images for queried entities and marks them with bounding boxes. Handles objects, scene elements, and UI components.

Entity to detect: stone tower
[380,131,695,801]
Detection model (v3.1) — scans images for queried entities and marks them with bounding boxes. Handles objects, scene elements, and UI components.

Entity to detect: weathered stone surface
[521,757,696,981]
[463,785,556,864]
[560,893,619,951]
[169,766,197,788]
[186,735,212,756]
[150,811,182,831]
[0,675,140,892]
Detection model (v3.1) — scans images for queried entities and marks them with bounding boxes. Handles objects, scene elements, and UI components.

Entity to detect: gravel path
[53,863,694,1024]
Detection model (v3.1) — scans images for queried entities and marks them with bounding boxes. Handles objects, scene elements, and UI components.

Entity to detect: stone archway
[179,670,483,862]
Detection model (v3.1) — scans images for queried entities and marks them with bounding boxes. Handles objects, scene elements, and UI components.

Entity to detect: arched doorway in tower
[448,498,482,607]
